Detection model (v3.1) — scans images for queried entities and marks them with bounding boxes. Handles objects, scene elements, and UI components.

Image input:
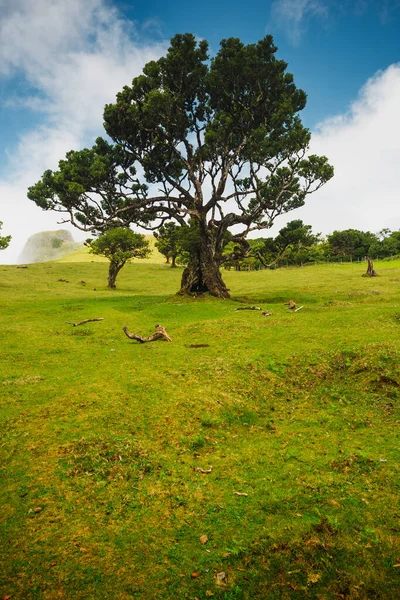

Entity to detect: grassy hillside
[1,258,399,599]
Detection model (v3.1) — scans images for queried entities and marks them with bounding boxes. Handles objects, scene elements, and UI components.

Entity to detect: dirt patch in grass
[58,436,156,481]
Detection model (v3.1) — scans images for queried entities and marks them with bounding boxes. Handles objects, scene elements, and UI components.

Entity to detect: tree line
[154,220,400,271]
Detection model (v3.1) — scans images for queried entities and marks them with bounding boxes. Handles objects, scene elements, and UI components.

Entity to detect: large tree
[28,33,333,298]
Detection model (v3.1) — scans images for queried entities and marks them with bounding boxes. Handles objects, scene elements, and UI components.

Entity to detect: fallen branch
[235,306,262,311]
[233,491,248,497]
[261,311,272,317]
[66,318,104,327]
[189,344,210,348]
[194,466,213,474]
[294,306,304,313]
[284,300,296,310]
[123,324,172,343]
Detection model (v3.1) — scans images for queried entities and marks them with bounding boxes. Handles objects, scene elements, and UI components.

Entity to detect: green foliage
[225,220,320,269]
[369,229,400,259]
[88,228,150,261]
[327,229,377,260]
[87,227,150,288]
[153,222,183,266]
[28,33,333,295]
[0,221,11,250]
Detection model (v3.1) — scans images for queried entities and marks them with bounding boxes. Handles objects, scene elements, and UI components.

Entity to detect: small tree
[0,222,11,251]
[87,228,150,289]
[154,222,182,267]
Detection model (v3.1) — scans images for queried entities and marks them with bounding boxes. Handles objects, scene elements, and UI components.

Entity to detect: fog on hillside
[18,230,82,264]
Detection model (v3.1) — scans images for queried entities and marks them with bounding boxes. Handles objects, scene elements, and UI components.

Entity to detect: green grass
[1,257,399,599]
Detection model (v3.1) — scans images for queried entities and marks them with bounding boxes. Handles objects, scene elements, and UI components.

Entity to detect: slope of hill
[18,229,81,263]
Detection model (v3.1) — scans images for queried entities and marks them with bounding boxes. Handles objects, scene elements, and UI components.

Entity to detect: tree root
[123,324,172,343]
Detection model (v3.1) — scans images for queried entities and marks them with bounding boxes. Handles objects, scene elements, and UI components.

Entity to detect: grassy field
[1,256,399,599]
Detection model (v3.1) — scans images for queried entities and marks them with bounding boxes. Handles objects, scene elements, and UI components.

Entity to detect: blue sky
[0,0,400,262]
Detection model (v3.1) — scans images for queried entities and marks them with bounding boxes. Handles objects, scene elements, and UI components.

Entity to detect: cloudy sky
[0,0,399,262]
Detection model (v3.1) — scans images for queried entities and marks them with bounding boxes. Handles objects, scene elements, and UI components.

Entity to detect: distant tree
[87,228,150,289]
[0,222,11,251]
[154,222,182,267]
[236,220,319,269]
[272,220,319,262]
[377,228,392,241]
[28,33,333,298]
[327,229,377,260]
[369,230,400,258]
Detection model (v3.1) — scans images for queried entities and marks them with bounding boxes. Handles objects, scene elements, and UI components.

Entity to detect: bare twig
[233,491,248,497]
[66,318,104,327]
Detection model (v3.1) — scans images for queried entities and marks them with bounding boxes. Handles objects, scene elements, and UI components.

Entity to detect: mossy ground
[1,258,399,599]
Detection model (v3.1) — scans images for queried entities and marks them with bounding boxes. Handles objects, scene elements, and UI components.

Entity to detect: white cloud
[283,63,400,237]
[270,0,328,44]
[270,1,400,43]
[0,0,167,263]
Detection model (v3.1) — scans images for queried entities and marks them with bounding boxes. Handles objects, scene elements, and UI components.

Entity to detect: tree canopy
[87,228,150,289]
[154,222,182,267]
[28,33,334,297]
[326,229,377,260]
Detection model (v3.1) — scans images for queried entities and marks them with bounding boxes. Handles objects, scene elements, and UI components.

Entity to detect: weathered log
[66,318,104,327]
[235,306,263,311]
[362,257,378,277]
[123,324,172,343]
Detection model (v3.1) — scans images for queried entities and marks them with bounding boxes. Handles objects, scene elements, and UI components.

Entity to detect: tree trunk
[108,260,124,289]
[171,254,177,268]
[363,257,378,277]
[179,234,230,298]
